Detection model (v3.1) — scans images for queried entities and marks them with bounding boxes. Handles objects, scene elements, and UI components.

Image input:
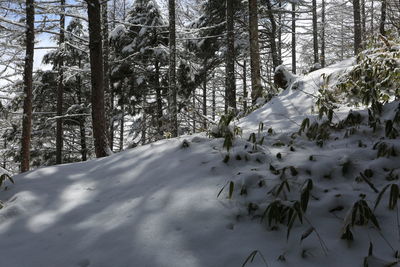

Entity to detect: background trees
[0,0,399,172]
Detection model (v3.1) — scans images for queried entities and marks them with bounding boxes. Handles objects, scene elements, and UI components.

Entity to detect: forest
[0,0,400,266]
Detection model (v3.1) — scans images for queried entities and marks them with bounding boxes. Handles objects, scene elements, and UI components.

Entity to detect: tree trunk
[169,0,178,137]
[102,0,112,150]
[225,0,236,112]
[155,60,163,137]
[212,84,216,121]
[361,0,366,38]
[353,0,362,55]
[202,67,207,129]
[76,70,87,162]
[380,0,386,35]
[265,0,280,69]
[249,0,262,103]
[321,0,326,67]
[291,2,296,74]
[120,100,124,151]
[20,0,35,173]
[243,60,247,111]
[312,0,319,64]
[56,0,65,165]
[86,0,109,157]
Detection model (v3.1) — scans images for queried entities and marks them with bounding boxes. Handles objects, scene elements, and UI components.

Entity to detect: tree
[353,0,362,55]
[169,0,178,136]
[380,0,387,35]
[20,0,35,172]
[86,0,109,157]
[56,0,65,164]
[226,0,236,112]
[249,0,262,103]
[312,0,319,65]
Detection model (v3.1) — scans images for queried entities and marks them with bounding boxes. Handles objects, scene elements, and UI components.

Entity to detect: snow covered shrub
[341,198,380,241]
[336,37,400,116]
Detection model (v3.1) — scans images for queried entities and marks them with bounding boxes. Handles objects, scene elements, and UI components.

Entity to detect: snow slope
[1,59,400,267]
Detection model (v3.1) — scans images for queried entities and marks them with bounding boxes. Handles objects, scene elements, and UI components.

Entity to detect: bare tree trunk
[312,0,319,64]
[192,92,196,133]
[155,60,163,137]
[291,2,296,74]
[102,0,112,150]
[76,69,87,162]
[20,0,35,173]
[249,0,262,103]
[353,0,362,55]
[86,0,109,157]
[212,83,216,121]
[380,0,386,35]
[265,0,280,69]
[371,0,375,33]
[361,0,366,39]
[169,0,178,136]
[202,67,207,129]
[226,0,236,112]
[243,60,247,110]
[321,0,326,67]
[120,99,124,151]
[56,0,65,165]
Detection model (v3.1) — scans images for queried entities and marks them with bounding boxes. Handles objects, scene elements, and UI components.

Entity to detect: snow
[1,57,400,267]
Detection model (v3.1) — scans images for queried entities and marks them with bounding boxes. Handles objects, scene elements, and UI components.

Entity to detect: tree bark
[225,0,236,112]
[243,60,247,110]
[202,66,207,129]
[380,0,386,35]
[249,0,262,103]
[312,0,319,64]
[76,69,87,162]
[86,0,109,157]
[169,0,178,136]
[265,0,280,69]
[102,0,112,150]
[321,0,326,67]
[20,0,35,173]
[291,2,296,74]
[56,0,65,165]
[353,0,362,55]
[155,60,163,137]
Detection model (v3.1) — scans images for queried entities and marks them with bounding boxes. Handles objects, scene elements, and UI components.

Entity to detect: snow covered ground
[1,59,400,267]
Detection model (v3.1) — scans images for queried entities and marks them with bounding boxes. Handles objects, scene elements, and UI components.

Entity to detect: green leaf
[228,181,234,199]
[242,250,258,267]
[374,184,391,210]
[389,184,399,210]
[300,227,314,242]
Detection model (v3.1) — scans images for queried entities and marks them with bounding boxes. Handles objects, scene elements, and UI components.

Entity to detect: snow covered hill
[1,58,400,267]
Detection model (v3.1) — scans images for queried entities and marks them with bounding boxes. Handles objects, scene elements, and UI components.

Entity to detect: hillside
[1,55,400,267]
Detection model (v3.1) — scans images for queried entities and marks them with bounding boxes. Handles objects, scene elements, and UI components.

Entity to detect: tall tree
[312,0,319,64]
[20,0,35,172]
[321,0,326,67]
[353,0,362,55]
[86,0,109,157]
[169,0,178,136]
[380,0,387,35]
[226,0,236,112]
[56,0,65,164]
[265,0,280,69]
[102,0,112,150]
[248,0,262,103]
[291,2,296,74]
